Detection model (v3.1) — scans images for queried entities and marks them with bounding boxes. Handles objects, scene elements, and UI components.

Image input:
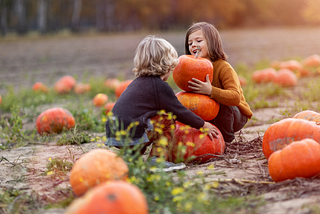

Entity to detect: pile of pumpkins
[262,110,320,182]
[167,54,225,163]
[251,54,320,87]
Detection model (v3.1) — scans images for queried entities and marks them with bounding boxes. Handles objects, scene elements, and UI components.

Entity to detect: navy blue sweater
[105,76,205,140]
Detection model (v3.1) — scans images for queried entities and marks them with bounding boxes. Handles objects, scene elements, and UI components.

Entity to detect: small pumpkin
[104,78,120,90]
[168,121,225,163]
[115,80,133,98]
[172,52,213,92]
[176,91,219,121]
[301,54,320,68]
[74,83,91,94]
[36,107,75,135]
[238,76,247,87]
[262,118,320,159]
[273,69,298,87]
[54,75,76,94]
[32,82,48,92]
[65,181,148,214]
[268,138,320,182]
[92,93,108,107]
[69,149,129,196]
[104,102,115,115]
[293,110,320,123]
[251,68,277,83]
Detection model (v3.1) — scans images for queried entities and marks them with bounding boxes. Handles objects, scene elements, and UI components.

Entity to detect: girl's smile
[188,29,209,60]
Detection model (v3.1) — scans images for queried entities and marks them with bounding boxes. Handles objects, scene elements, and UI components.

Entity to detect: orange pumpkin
[262,118,320,159]
[54,75,76,94]
[36,107,75,135]
[65,181,148,214]
[69,149,129,196]
[279,60,302,71]
[268,139,320,182]
[115,80,133,98]
[92,93,108,107]
[176,91,219,121]
[273,69,297,87]
[32,82,48,92]
[172,55,213,92]
[104,78,120,89]
[0,95,2,105]
[252,68,277,83]
[301,54,320,68]
[238,76,247,87]
[293,110,320,123]
[104,102,115,114]
[74,83,91,94]
[168,121,225,163]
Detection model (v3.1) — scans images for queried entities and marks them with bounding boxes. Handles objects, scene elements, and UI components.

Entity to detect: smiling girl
[185,22,253,143]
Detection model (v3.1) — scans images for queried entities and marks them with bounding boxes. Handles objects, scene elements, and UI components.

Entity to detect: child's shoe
[148,156,186,172]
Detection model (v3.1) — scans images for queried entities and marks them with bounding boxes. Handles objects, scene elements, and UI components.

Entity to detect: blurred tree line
[0,0,320,36]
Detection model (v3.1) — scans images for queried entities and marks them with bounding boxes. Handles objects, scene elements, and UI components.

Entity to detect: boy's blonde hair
[185,22,227,62]
[133,35,179,77]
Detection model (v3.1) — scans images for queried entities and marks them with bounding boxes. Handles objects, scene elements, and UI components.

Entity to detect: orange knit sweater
[210,59,253,119]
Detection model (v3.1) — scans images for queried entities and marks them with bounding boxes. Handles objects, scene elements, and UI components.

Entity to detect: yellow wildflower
[171,187,184,196]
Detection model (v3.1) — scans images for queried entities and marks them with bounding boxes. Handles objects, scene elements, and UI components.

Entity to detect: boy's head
[133,35,179,77]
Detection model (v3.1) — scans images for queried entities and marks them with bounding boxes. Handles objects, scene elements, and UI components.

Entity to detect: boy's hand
[203,122,219,141]
[188,74,212,96]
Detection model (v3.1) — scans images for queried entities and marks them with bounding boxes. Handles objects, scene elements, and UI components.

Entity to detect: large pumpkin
[176,91,219,121]
[301,54,320,68]
[172,55,213,92]
[273,69,298,87]
[65,181,148,214]
[54,75,76,94]
[36,108,75,135]
[115,80,133,98]
[69,149,129,196]
[262,118,320,159]
[268,139,320,182]
[168,121,225,163]
[293,110,320,123]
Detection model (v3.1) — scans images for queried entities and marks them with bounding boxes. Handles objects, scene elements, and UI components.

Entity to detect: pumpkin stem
[195,46,201,59]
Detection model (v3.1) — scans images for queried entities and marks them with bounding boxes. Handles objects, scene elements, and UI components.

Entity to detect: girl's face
[188,29,209,60]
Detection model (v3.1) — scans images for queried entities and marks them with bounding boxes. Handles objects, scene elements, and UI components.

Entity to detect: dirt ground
[1,27,320,214]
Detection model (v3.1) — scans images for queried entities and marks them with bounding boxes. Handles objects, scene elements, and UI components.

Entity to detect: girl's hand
[188,74,212,96]
[202,122,219,141]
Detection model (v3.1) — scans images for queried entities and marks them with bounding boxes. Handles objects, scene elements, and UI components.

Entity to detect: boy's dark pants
[209,103,248,143]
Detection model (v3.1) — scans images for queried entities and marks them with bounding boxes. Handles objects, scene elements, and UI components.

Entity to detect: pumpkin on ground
[32,82,49,92]
[74,83,91,94]
[65,181,148,214]
[176,91,219,121]
[272,69,298,87]
[36,107,75,135]
[54,75,76,94]
[301,54,320,68]
[238,76,247,87]
[251,68,277,83]
[115,80,133,98]
[92,93,108,107]
[293,110,320,123]
[172,53,213,92]
[69,149,129,196]
[0,95,2,105]
[262,118,320,159]
[268,138,320,182]
[104,78,120,90]
[168,121,225,163]
[104,102,115,115]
